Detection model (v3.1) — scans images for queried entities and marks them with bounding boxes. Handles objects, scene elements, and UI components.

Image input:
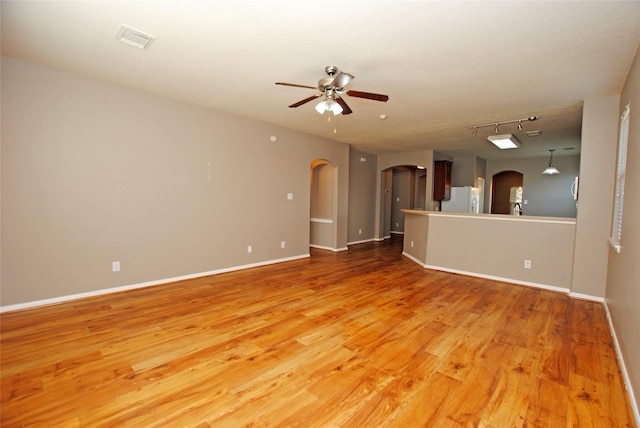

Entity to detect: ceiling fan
[276,66,389,115]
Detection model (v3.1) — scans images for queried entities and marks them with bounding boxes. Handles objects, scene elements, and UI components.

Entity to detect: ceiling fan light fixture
[276,66,388,116]
[315,98,343,115]
[487,134,520,149]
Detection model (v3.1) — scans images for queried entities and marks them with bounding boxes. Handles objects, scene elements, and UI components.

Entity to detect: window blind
[610,103,630,253]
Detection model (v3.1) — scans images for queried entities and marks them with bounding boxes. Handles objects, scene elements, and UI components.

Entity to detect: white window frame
[609,103,630,253]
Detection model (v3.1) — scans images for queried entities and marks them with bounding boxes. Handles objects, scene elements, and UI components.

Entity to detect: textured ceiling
[2,1,639,160]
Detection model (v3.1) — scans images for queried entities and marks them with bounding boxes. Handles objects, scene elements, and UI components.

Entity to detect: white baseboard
[347,238,377,246]
[603,301,640,425]
[403,253,605,300]
[402,253,606,303]
[568,291,605,303]
[0,254,310,313]
[402,251,426,267]
[309,244,348,252]
[421,262,572,296]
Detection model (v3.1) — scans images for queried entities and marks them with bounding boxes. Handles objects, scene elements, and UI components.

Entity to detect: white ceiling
[2,1,639,160]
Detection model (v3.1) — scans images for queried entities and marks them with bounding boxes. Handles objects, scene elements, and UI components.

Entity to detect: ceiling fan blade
[346,90,389,102]
[335,97,353,115]
[276,82,317,90]
[288,94,320,108]
[331,72,354,89]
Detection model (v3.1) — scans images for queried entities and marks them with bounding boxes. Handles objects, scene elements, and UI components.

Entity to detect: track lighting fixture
[469,116,538,136]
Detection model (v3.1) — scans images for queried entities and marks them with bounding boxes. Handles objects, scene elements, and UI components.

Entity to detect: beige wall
[403,211,576,291]
[1,57,350,306]
[451,155,477,187]
[606,46,640,415]
[347,147,378,244]
[402,212,429,264]
[571,95,619,298]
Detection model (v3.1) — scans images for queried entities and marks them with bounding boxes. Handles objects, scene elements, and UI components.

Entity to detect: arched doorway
[491,170,524,215]
[310,160,337,250]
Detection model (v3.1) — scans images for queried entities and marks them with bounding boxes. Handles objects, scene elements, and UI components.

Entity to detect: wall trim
[402,252,604,300]
[568,291,605,303]
[430,212,576,225]
[309,217,334,224]
[422,263,571,295]
[347,238,377,246]
[402,251,426,267]
[309,244,348,252]
[603,300,640,425]
[0,254,310,313]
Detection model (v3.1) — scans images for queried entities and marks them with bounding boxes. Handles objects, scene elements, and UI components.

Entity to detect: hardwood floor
[1,236,635,427]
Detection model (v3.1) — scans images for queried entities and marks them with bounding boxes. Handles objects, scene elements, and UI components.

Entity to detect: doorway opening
[491,170,524,215]
[310,159,337,250]
[381,165,427,239]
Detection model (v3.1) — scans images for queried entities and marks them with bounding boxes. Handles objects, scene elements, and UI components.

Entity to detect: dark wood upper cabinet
[433,160,452,201]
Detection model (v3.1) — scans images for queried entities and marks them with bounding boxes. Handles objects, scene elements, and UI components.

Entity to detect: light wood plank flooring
[1,236,635,427]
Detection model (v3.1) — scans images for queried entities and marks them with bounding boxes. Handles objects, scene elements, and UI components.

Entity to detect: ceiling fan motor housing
[318,77,335,92]
[325,65,338,76]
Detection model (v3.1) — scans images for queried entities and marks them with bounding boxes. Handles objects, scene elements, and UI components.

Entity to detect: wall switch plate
[280,241,286,249]
[247,245,252,253]
[358,228,362,235]
[524,260,532,269]
[112,261,120,272]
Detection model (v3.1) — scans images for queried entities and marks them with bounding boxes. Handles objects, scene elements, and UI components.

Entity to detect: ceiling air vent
[115,25,155,49]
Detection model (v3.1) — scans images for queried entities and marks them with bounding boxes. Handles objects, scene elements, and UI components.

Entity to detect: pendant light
[542,149,560,175]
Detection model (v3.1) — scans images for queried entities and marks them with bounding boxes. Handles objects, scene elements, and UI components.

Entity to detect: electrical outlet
[358,228,362,235]
[112,261,120,272]
[247,245,252,253]
[524,260,532,269]
[287,193,294,200]
[411,241,414,248]
[280,241,286,249]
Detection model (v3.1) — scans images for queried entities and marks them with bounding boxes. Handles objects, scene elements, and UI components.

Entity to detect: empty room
[1,1,639,426]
